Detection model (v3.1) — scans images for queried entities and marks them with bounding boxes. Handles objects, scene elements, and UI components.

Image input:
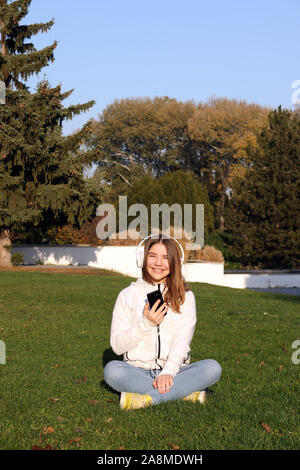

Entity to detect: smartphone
[147,289,164,312]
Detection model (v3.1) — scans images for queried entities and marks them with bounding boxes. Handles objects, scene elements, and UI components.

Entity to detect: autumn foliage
[55,218,103,246]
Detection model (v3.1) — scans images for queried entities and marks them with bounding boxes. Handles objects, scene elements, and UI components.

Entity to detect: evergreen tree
[226,106,300,268]
[0,1,100,265]
[0,81,100,238]
[0,0,57,91]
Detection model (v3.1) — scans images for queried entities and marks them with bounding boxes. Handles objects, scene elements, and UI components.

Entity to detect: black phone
[147,289,164,312]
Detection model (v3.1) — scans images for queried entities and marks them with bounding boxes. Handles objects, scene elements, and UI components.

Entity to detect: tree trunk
[218,190,225,231]
[218,169,226,232]
[1,14,8,84]
[0,230,12,266]
[218,163,230,232]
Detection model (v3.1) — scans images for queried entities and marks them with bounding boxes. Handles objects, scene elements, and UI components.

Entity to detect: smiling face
[146,241,170,284]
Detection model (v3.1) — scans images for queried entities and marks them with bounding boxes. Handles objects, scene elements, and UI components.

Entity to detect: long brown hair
[142,235,190,313]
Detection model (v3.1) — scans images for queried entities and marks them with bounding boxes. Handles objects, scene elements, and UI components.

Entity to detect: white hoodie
[110,277,197,377]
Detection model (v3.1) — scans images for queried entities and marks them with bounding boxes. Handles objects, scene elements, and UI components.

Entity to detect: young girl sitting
[103,234,222,410]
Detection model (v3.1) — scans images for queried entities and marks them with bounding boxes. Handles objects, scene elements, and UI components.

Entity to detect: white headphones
[136,234,185,268]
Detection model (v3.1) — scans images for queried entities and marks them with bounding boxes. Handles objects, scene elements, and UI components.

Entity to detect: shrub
[105,229,142,246]
[55,218,104,246]
[55,226,89,245]
[197,245,224,263]
[11,252,24,266]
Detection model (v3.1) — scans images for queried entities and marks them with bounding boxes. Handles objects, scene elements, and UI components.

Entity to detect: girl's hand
[143,300,168,326]
[152,375,173,394]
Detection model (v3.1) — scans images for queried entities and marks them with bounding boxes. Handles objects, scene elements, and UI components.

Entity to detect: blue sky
[25,0,300,136]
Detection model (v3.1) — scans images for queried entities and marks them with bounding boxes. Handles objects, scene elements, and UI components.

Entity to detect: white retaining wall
[11,244,300,289]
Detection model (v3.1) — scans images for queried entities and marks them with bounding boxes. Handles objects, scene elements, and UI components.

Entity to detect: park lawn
[0,270,299,450]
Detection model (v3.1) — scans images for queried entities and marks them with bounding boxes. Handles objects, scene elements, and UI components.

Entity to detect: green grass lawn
[0,270,299,450]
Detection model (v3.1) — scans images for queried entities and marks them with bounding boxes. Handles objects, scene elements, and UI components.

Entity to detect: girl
[103,234,222,410]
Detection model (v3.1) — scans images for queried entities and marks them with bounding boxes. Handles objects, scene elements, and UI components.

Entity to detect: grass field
[0,269,299,450]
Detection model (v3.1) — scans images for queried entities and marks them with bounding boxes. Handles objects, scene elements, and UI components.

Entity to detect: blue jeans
[103,359,222,405]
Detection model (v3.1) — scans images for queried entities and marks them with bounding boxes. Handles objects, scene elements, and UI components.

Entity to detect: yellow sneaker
[183,390,206,404]
[120,392,152,410]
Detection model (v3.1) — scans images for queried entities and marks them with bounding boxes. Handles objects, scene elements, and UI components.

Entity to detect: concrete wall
[11,244,300,289]
[222,272,300,289]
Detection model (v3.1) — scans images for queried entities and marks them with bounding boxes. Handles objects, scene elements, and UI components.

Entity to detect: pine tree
[226,106,300,268]
[0,1,100,265]
[0,0,57,91]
